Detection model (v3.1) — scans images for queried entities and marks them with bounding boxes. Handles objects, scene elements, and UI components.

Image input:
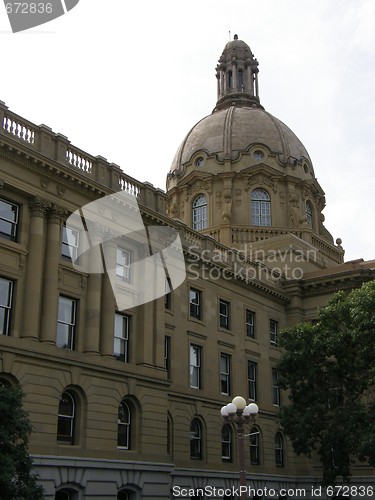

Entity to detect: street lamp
[220,396,259,500]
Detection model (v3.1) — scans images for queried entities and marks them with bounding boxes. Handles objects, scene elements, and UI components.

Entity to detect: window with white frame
[114,313,130,362]
[116,248,131,282]
[249,426,260,465]
[275,432,284,466]
[192,195,208,231]
[117,400,131,449]
[189,344,201,389]
[57,297,77,350]
[57,391,75,444]
[251,189,271,226]
[220,353,231,395]
[0,277,13,336]
[0,198,19,241]
[219,299,230,329]
[221,424,232,462]
[272,368,281,406]
[190,418,202,459]
[248,361,257,402]
[246,309,255,338]
[189,288,202,320]
[270,319,278,345]
[61,224,79,262]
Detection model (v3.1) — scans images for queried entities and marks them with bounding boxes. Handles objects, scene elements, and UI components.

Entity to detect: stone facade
[0,37,374,500]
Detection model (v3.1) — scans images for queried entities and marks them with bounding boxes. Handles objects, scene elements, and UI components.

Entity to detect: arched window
[57,391,75,444]
[249,426,260,465]
[221,424,232,462]
[118,400,131,449]
[190,418,202,459]
[251,189,271,226]
[227,70,233,90]
[167,413,173,457]
[192,195,208,231]
[238,69,244,90]
[275,432,284,467]
[55,490,79,500]
[117,492,130,500]
[306,201,313,228]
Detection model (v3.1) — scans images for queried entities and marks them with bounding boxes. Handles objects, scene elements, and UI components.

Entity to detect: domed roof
[170,105,311,175]
[168,35,312,179]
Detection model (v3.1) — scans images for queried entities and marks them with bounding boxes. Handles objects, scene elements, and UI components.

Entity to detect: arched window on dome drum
[192,195,208,231]
[251,189,271,226]
[306,201,313,228]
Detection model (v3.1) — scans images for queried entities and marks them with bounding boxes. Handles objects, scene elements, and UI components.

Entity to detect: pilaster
[40,204,67,344]
[21,197,50,340]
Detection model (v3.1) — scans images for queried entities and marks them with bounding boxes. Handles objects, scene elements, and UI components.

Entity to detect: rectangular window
[165,277,172,310]
[0,198,19,241]
[189,288,201,320]
[270,319,278,345]
[246,310,255,338]
[164,336,171,376]
[248,361,257,402]
[114,313,130,362]
[272,368,280,406]
[57,296,77,350]
[61,224,79,262]
[116,248,131,282]
[220,353,231,395]
[190,344,201,389]
[219,299,230,329]
[0,277,13,336]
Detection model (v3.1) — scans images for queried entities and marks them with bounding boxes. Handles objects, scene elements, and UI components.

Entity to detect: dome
[169,105,311,176]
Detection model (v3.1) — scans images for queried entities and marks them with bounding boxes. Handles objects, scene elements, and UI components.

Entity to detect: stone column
[21,197,49,340]
[84,232,103,354]
[40,204,67,344]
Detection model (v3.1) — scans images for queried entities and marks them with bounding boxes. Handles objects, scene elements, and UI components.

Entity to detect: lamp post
[220,396,259,500]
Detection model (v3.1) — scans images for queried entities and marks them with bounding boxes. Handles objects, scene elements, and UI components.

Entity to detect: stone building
[0,36,374,499]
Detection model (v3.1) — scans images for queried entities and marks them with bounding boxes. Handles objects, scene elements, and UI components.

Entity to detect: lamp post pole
[221,396,259,500]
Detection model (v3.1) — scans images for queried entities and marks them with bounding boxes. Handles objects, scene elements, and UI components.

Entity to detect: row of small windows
[191,191,314,230]
[193,418,285,466]
[188,287,279,343]
[190,346,281,405]
[53,386,285,467]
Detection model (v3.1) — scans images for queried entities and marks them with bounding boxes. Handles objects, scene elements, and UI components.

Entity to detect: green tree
[0,384,44,499]
[278,280,375,485]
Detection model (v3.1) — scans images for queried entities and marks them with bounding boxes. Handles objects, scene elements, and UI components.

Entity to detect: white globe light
[220,406,229,417]
[232,396,247,410]
[226,402,237,415]
[247,403,259,416]
[243,405,251,417]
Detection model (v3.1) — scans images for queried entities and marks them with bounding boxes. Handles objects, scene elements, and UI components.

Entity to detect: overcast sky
[1,0,374,262]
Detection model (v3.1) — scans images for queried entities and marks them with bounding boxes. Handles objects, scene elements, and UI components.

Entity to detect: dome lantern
[214,34,263,112]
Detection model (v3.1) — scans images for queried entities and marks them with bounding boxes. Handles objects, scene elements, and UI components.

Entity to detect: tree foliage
[278,280,375,485]
[0,384,44,499]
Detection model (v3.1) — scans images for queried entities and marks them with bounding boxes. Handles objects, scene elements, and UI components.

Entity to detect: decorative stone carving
[29,196,50,217]
[56,184,66,197]
[40,178,50,190]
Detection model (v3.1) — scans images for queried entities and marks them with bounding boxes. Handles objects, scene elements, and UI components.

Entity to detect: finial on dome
[234,34,238,40]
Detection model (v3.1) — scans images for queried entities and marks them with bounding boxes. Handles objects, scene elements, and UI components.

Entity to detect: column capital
[48,203,68,223]
[28,196,51,217]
